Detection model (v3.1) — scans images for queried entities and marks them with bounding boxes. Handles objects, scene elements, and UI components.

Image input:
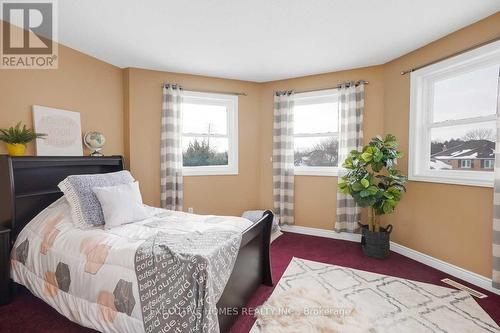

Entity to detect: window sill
[182,166,238,176]
[294,168,339,177]
[408,173,493,188]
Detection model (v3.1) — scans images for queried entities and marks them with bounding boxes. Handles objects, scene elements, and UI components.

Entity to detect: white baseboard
[280,225,499,296]
[280,225,361,242]
[389,242,498,295]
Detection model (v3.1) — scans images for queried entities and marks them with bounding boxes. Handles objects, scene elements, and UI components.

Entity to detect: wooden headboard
[0,155,124,245]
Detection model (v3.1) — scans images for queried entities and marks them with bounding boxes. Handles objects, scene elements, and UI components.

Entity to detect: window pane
[182,136,228,166]
[432,64,499,123]
[294,103,338,134]
[182,103,227,134]
[484,160,494,169]
[294,136,338,167]
[430,122,495,171]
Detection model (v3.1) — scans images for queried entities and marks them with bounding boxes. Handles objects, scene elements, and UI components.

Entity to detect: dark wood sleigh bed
[0,155,273,332]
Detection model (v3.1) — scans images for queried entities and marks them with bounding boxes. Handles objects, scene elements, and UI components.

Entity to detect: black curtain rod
[292,80,369,95]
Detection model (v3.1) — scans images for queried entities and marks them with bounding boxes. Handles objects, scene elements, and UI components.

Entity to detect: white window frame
[409,40,500,187]
[293,89,339,177]
[181,91,238,176]
[460,160,472,169]
[484,159,494,169]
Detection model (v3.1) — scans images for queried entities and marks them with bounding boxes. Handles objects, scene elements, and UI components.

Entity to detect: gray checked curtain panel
[273,91,295,225]
[494,77,500,289]
[160,84,184,211]
[335,82,365,233]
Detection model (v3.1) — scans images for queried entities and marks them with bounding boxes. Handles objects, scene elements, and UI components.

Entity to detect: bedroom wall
[258,66,385,229]
[382,13,500,278]
[124,68,262,216]
[0,22,124,156]
[257,13,499,278]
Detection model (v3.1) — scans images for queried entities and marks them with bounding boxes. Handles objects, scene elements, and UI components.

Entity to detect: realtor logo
[1,0,58,69]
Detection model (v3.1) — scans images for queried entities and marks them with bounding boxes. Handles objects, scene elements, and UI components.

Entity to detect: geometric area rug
[251,257,500,333]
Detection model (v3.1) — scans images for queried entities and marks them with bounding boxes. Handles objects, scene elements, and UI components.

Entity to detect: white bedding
[10,197,253,333]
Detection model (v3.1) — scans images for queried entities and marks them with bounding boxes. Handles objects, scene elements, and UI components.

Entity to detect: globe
[83,131,106,156]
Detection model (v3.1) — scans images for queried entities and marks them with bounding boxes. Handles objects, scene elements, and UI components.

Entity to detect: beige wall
[253,13,499,278]
[382,13,500,278]
[258,66,385,229]
[124,68,262,216]
[0,31,124,156]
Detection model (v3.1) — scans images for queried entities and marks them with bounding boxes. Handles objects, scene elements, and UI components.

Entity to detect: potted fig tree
[338,134,407,259]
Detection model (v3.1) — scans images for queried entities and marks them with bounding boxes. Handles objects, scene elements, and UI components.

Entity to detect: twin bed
[0,155,273,333]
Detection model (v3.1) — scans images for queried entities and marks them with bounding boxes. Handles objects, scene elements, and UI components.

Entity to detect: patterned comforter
[10,197,252,333]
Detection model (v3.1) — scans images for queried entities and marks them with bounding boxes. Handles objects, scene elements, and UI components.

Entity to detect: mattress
[10,197,253,333]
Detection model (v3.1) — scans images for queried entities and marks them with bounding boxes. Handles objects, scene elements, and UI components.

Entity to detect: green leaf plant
[0,122,46,145]
[338,134,407,232]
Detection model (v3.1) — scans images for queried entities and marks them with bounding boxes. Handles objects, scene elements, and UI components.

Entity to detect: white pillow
[92,181,149,228]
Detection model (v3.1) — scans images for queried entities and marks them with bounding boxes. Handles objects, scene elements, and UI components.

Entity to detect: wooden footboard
[217,210,273,332]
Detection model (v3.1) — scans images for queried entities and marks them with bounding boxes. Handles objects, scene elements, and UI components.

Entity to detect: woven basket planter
[360,224,393,259]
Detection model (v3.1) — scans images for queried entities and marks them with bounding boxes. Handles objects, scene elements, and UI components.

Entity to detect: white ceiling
[54,1,500,81]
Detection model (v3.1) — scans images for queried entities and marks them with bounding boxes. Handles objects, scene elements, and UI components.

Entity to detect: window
[181,91,238,176]
[293,89,339,176]
[460,160,472,169]
[409,40,500,187]
[483,159,495,169]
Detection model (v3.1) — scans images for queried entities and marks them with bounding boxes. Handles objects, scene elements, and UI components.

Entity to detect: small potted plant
[0,122,46,156]
[338,134,407,259]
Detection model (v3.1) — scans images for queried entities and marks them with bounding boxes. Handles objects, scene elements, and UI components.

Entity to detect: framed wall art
[32,105,83,156]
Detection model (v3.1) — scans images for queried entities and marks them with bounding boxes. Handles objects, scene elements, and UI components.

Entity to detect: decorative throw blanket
[134,229,242,333]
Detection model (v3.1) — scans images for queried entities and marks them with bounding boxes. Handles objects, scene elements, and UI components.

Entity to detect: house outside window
[409,40,500,187]
[181,91,238,176]
[430,140,495,171]
[293,89,339,176]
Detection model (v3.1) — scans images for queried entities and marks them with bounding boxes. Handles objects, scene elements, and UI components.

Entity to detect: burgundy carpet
[1,232,499,333]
